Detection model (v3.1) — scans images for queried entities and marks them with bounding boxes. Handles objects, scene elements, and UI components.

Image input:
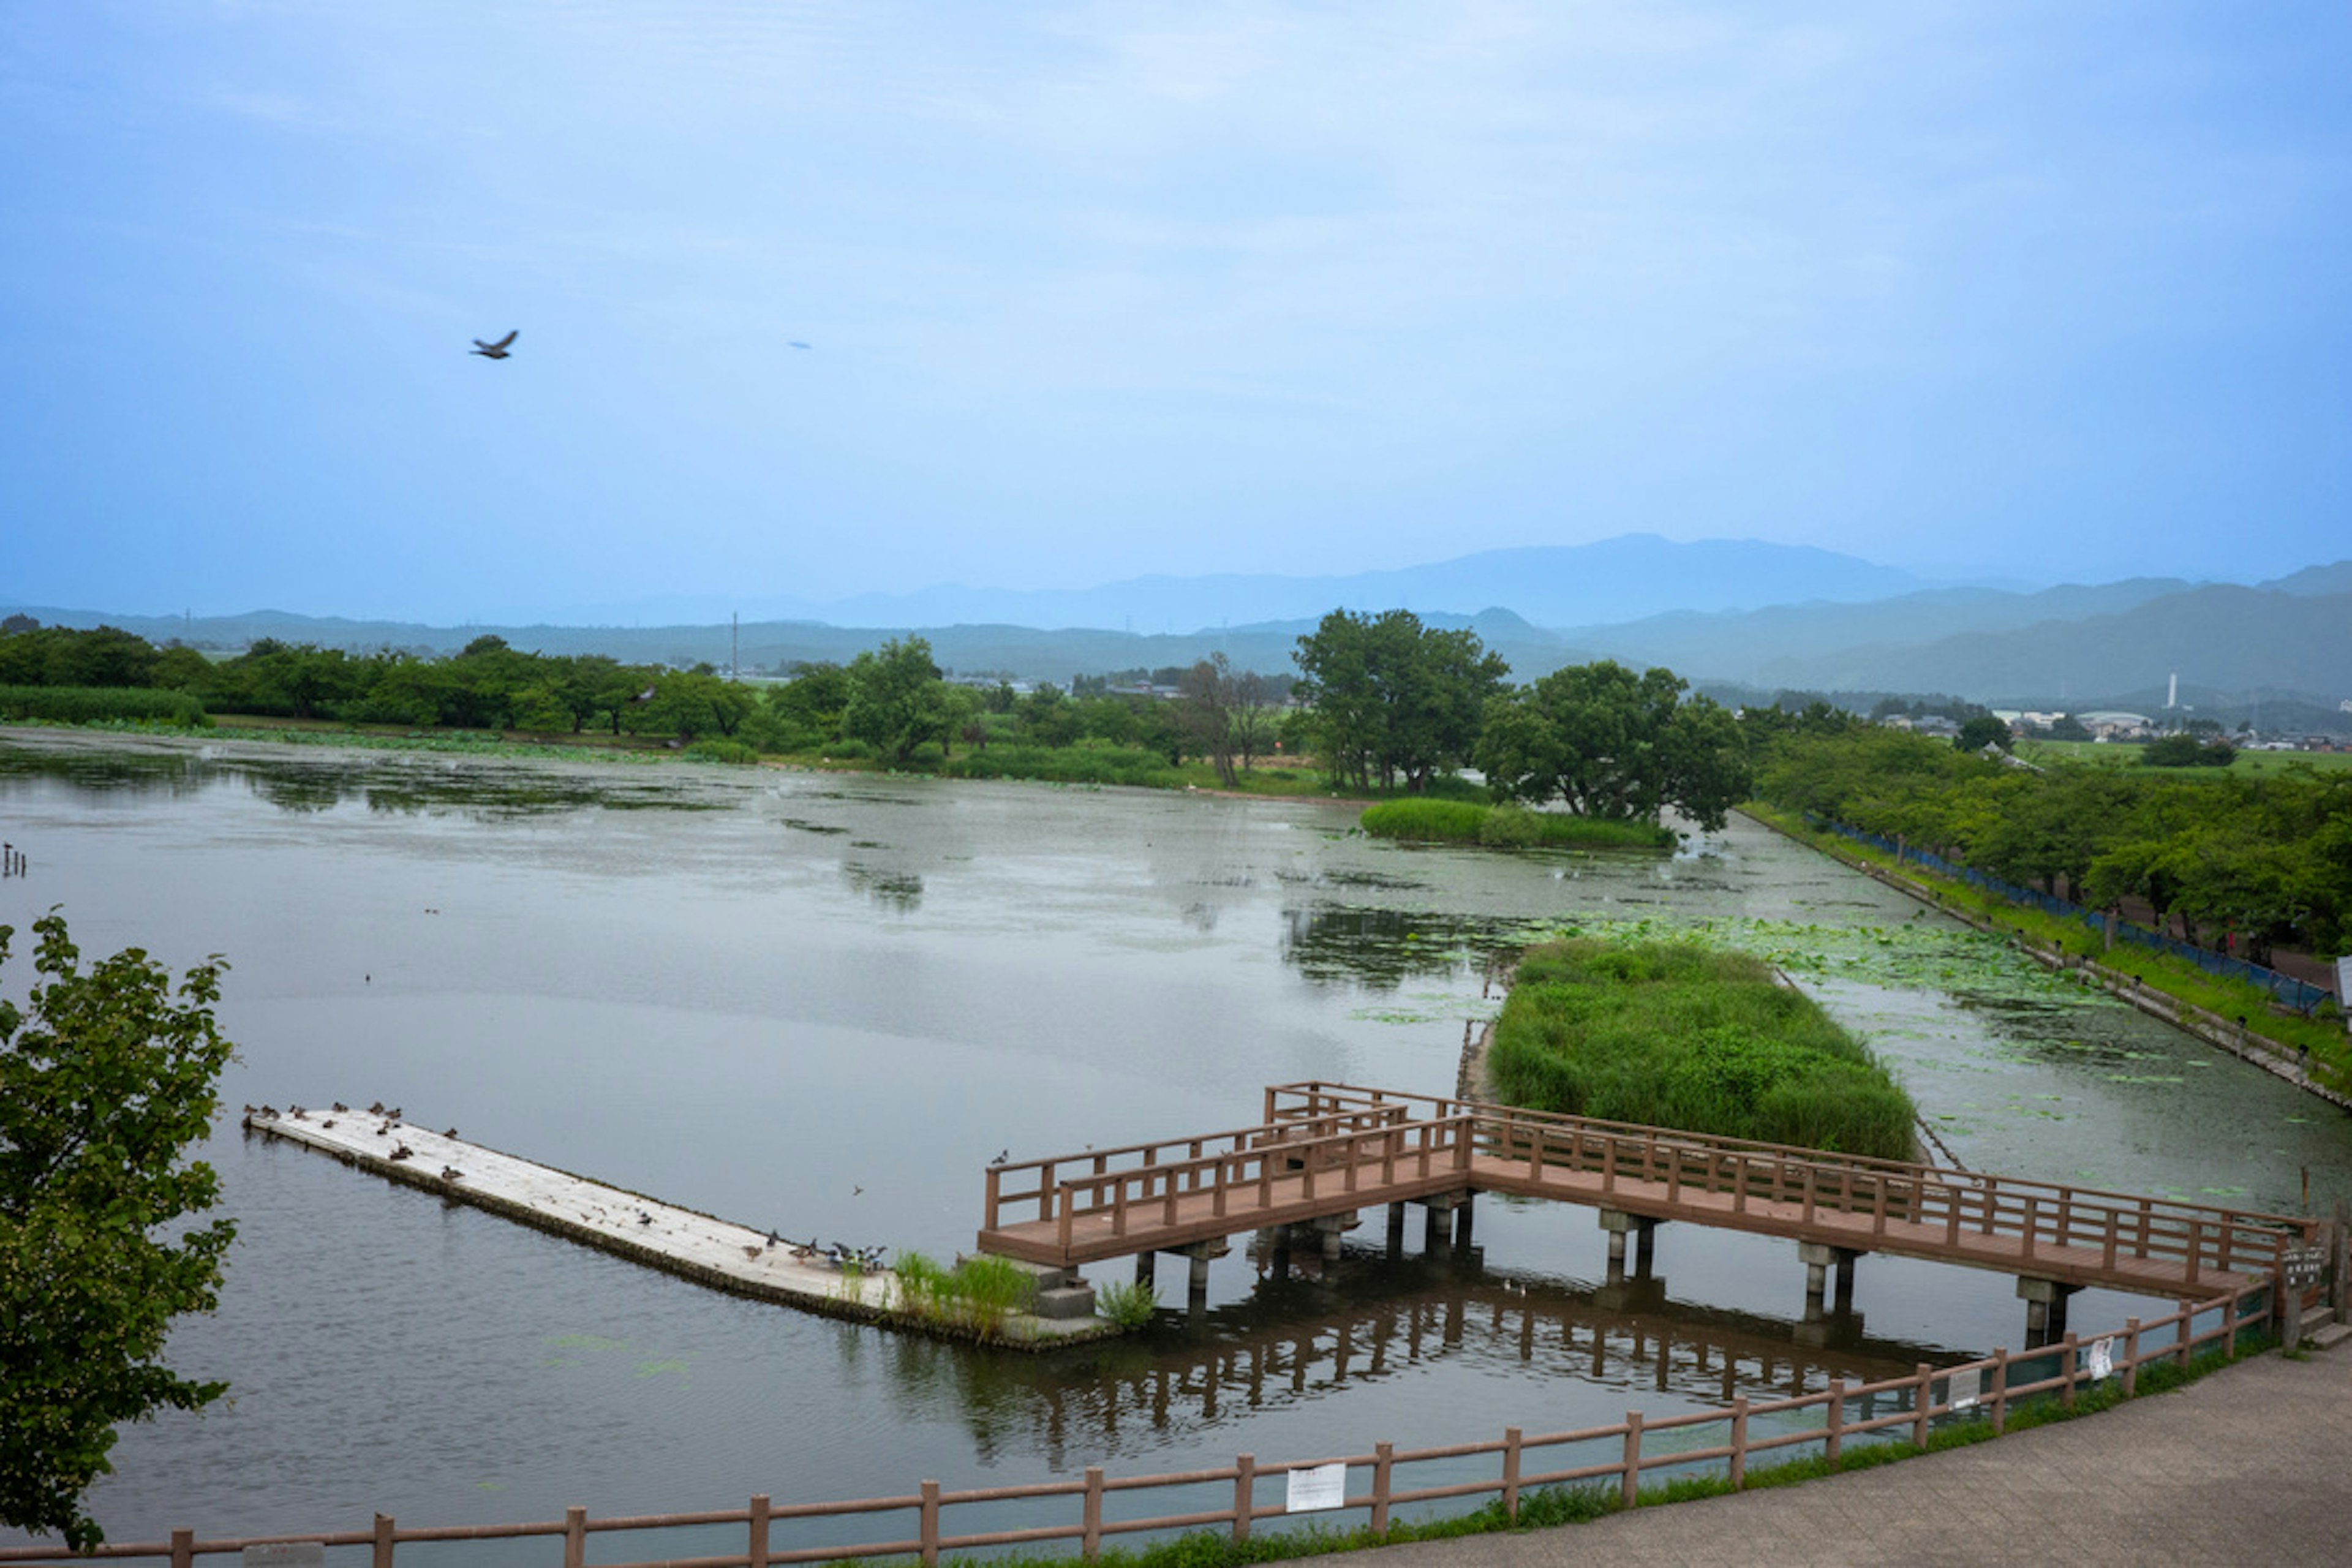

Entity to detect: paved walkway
[1362,1345,2352,1568]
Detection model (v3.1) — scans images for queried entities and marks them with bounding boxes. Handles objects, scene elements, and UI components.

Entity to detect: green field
[2015,739,2352,775]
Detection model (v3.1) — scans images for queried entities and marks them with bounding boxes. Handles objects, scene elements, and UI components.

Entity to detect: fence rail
[0,1283,2272,1568]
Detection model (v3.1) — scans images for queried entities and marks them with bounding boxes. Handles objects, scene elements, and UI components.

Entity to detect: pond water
[2,730,2343,1553]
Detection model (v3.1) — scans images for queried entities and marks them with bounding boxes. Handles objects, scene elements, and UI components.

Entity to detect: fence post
[1502,1427,1523,1520]
[170,1528,194,1568]
[1233,1455,1255,1542]
[1729,1399,1749,1490]
[921,1479,941,1568]
[2060,1333,2079,1411]
[2122,1318,2141,1396]
[748,1494,771,1568]
[1372,1441,1394,1534]
[1620,1412,1643,1509]
[1989,1351,2009,1436]
[564,1506,587,1568]
[1825,1378,1845,1468]
[373,1512,396,1568]
[2176,1305,2193,1370]
[1082,1466,1104,1561]
[1913,1363,1933,1449]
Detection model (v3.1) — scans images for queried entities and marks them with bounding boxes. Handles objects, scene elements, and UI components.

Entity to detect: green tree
[1292,609,1506,791]
[1,913,238,1550]
[1479,660,1753,831]
[842,637,952,766]
[1181,655,1239,787]
[1954,715,2011,753]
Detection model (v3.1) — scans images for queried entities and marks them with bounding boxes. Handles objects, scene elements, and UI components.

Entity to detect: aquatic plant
[1093,1278,1160,1330]
[1488,936,1917,1158]
[1360,799,1674,850]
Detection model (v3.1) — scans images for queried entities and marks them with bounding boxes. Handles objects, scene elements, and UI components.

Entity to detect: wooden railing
[0,1281,2274,1568]
[1033,1118,1474,1253]
[1271,1082,2316,1283]
[982,1104,1415,1233]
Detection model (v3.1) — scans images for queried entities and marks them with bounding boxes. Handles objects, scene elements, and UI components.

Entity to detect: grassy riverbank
[1360,799,1676,850]
[1487,937,1917,1159]
[4,715,1450,802]
[1743,801,2351,1095]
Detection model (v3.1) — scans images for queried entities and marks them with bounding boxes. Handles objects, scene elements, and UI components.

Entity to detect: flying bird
[788,341,812,349]
[471,331,518,360]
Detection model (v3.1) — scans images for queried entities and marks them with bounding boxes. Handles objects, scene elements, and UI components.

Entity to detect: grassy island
[1488,938,1917,1159]
[1360,800,1675,850]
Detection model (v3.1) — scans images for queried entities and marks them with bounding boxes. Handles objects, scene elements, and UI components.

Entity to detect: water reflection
[1279,905,1515,989]
[882,1248,1931,1472]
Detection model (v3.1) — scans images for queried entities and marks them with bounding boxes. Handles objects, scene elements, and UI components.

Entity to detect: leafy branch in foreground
[0,911,239,1551]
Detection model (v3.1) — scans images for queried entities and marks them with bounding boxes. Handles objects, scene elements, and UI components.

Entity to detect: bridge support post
[2016,1276,2082,1345]
[1135,1252,1156,1290]
[1180,1240,1229,1312]
[1600,1210,1659,1284]
[1421,1193,1468,1255]
[1386,1202,1407,1260]
[1798,1242,1858,1320]
[1312,1212,1354,1263]
[1452,1196,1476,1251]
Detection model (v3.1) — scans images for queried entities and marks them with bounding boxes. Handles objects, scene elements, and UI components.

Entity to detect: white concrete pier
[243,1103,1115,1346]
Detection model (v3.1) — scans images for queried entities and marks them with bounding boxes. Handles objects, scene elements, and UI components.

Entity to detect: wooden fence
[0,1280,2274,1568]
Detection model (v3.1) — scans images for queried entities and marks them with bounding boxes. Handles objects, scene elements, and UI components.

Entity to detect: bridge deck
[975,1084,2315,1300]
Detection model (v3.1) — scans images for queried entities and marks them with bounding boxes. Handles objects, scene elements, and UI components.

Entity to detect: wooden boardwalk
[978,1083,2319,1303]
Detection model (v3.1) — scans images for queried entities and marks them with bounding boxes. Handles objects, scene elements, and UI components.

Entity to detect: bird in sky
[788,341,811,349]
[471,331,518,360]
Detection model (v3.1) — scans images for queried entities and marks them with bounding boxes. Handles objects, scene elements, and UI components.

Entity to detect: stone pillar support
[1798,1242,1860,1320]
[2017,1276,2083,1344]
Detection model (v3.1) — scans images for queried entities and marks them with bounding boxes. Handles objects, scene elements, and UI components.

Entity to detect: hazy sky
[5,2,2348,622]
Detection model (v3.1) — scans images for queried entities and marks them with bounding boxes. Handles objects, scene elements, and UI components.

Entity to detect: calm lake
[2,729,2343,1555]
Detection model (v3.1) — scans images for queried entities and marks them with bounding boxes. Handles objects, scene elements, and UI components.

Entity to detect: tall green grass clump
[1361,801,1674,850]
[942,745,1186,790]
[1488,938,1916,1158]
[893,1251,1038,1342]
[0,685,211,727]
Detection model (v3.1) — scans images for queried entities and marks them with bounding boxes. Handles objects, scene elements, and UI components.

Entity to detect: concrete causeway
[243,1103,1117,1345]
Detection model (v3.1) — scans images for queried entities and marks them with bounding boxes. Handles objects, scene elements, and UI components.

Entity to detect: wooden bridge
[979,1082,2323,1338]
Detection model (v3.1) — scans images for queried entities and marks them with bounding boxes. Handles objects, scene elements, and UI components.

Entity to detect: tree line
[1750,718,2352,962]
[6,612,1761,826]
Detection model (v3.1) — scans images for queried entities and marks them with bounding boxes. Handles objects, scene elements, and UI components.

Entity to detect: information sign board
[1947,1367,1980,1411]
[1286,1463,1348,1513]
[2284,1246,2326,1289]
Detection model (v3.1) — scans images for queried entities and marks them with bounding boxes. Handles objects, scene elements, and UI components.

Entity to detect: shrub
[683,738,760,765]
[1095,1278,1159,1330]
[0,685,210,727]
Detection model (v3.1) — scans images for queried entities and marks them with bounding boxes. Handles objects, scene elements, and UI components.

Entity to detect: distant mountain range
[8,538,2348,725]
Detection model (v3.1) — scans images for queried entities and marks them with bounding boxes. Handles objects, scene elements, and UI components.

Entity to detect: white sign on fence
[1947,1367,1981,1411]
[1286,1462,1348,1513]
[2087,1337,2114,1380]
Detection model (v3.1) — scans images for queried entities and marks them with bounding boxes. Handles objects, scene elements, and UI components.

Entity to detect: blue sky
[4,2,2348,624]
